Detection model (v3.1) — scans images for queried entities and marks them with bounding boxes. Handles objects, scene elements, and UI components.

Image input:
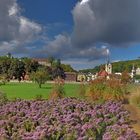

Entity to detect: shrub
[35,94,43,101]
[78,82,86,98]
[30,69,49,88]
[85,78,105,100]
[0,91,8,106]
[49,78,65,99]
[86,78,126,102]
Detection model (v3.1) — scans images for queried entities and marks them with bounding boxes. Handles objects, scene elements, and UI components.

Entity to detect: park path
[124,92,140,136]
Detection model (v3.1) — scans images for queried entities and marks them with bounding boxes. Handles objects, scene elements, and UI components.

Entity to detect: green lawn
[0,82,80,99]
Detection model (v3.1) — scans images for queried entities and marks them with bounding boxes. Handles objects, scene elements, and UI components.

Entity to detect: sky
[0,0,140,70]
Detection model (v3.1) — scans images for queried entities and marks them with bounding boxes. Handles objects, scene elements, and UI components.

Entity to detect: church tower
[105,49,112,74]
[131,64,136,78]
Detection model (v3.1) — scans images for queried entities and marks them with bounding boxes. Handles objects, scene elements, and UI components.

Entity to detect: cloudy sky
[0,0,140,70]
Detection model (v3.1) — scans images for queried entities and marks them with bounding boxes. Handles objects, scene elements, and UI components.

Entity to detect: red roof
[98,70,108,77]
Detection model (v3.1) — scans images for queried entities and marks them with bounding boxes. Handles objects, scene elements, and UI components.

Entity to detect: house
[98,70,108,78]
[136,67,140,75]
[77,73,86,82]
[65,72,77,82]
[32,58,51,66]
[86,72,97,81]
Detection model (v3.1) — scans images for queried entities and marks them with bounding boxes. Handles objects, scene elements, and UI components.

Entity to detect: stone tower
[105,49,112,74]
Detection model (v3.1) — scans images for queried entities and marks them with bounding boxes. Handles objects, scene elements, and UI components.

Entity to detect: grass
[0,82,80,100]
[129,85,140,107]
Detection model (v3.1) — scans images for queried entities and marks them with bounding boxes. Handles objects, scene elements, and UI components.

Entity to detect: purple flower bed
[0,98,138,139]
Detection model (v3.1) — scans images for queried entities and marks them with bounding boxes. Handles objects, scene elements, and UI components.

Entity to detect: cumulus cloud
[72,0,140,47]
[1,0,139,64]
[33,33,107,61]
[0,0,42,55]
[42,0,140,62]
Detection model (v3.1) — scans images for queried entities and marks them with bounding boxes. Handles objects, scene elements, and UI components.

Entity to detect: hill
[79,59,140,73]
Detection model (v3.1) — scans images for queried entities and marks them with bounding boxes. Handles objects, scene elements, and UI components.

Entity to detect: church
[98,49,112,78]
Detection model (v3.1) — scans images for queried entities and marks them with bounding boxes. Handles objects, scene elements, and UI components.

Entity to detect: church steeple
[105,49,112,74]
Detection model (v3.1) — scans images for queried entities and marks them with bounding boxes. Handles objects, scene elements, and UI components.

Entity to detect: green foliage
[21,57,39,73]
[78,83,86,98]
[9,58,25,81]
[48,56,55,67]
[0,91,8,106]
[49,78,65,99]
[0,74,9,85]
[35,94,43,100]
[30,69,49,88]
[134,75,140,80]
[61,64,76,72]
[79,59,140,73]
[0,56,40,81]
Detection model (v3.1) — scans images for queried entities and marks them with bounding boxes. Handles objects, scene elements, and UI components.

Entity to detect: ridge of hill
[79,59,140,73]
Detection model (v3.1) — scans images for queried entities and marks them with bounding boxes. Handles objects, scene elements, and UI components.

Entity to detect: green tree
[9,58,25,82]
[52,59,66,79]
[30,69,49,88]
[61,64,75,72]
[48,56,55,67]
[21,57,39,73]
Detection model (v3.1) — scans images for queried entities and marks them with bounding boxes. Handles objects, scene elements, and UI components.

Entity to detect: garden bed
[0,98,138,139]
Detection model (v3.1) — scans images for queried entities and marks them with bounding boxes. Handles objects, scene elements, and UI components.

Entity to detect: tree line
[0,55,75,87]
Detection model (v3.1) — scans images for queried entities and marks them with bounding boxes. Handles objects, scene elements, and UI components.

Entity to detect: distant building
[77,73,86,82]
[104,48,112,75]
[105,63,112,74]
[98,70,108,78]
[65,72,77,81]
[32,58,51,66]
[136,67,140,75]
[86,73,97,81]
[130,64,136,78]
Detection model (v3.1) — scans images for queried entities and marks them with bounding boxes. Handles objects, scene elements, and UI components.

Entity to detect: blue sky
[0,0,140,70]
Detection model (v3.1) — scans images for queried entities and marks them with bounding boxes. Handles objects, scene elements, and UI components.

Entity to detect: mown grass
[0,82,80,100]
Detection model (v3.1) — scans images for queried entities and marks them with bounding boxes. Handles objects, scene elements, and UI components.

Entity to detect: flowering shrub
[86,78,126,101]
[0,98,137,139]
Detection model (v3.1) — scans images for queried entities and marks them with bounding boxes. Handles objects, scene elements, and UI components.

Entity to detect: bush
[30,69,48,88]
[49,78,65,99]
[35,94,43,101]
[0,91,8,106]
[86,78,126,102]
[78,83,86,98]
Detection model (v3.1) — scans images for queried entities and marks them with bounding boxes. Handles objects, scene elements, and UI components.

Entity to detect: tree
[9,58,25,82]
[21,57,39,73]
[30,69,49,88]
[121,70,131,84]
[61,64,75,72]
[48,56,55,67]
[51,59,65,79]
[52,66,66,79]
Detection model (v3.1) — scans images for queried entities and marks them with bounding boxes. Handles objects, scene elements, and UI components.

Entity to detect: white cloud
[72,0,140,47]
[0,0,42,55]
[80,0,89,5]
